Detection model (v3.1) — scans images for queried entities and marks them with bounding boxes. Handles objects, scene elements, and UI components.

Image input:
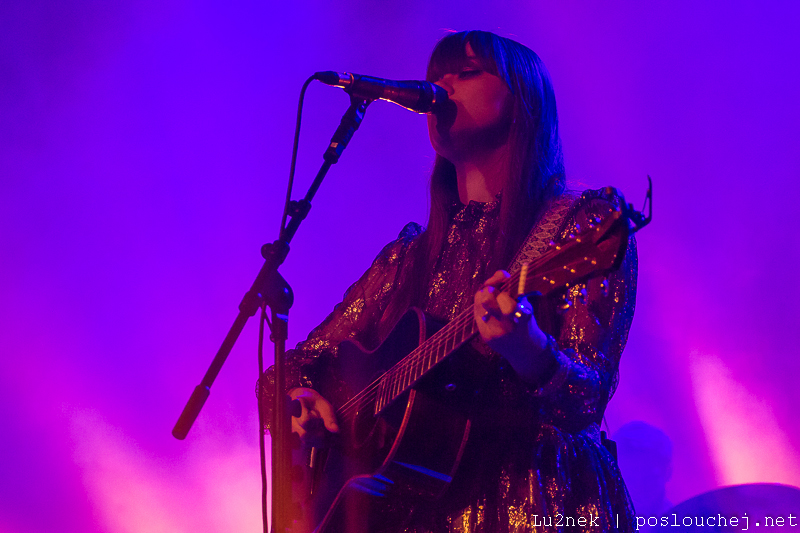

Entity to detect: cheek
[466,85,512,125]
[488,86,513,120]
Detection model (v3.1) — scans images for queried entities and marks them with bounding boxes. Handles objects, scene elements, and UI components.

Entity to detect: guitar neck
[372,262,536,415]
[373,305,479,414]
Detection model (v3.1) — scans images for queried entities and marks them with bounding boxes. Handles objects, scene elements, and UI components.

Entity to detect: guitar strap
[507,190,583,271]
[505,190,614,451]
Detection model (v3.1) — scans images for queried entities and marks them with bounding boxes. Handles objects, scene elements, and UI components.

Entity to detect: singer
[261,30,637,532]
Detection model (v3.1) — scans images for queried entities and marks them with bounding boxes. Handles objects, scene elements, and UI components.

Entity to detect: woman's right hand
[288,387,339,446]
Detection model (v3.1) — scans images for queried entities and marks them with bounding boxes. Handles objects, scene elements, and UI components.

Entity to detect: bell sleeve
[530,191,638,433]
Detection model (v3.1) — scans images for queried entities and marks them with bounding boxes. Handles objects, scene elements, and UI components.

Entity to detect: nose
[434,73,456,95]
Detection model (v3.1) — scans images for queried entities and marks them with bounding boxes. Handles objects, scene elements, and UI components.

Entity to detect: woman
[263,30,637,532]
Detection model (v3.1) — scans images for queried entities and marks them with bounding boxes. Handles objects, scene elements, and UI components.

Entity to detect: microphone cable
[279,73,322,238]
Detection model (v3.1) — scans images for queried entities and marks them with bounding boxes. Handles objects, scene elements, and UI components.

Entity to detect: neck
[454,143,510,204]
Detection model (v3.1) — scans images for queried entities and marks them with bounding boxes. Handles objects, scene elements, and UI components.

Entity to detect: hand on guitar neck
[474,269,553,384]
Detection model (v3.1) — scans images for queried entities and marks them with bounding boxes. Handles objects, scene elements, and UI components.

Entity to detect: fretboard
[372,305,479,414]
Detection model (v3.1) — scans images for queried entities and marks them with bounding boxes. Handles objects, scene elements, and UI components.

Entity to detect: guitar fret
[374,380,383,415]
[436,337,446,366]
[443,331,452,355]
[412,352,422,383]
[428,340,439,369]
[384,375,392,407]
[454,324,464,348]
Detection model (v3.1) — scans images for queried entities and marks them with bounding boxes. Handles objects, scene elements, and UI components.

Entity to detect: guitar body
[297,308,491,533]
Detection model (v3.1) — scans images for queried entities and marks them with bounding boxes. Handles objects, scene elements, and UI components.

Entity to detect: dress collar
[450,195,501,224]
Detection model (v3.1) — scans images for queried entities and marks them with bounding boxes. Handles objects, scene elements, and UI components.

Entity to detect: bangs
[426,31,505,83]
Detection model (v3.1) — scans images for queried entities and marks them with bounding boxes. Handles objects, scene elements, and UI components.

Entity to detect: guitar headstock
[510,207,630,300]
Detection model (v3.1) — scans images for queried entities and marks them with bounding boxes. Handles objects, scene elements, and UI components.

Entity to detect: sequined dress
[264,189,638,532]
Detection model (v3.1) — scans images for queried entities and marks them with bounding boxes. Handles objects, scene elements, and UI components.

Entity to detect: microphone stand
[172,95,371,533]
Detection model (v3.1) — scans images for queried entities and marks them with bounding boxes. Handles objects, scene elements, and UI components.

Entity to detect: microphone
[315,71,448,114]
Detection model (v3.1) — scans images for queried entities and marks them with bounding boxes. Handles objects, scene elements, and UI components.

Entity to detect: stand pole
[171,95,371,533]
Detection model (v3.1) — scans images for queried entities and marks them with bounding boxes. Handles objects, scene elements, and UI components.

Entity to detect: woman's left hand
[474,270,551,382]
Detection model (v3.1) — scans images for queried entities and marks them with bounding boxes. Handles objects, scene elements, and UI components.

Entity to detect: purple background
[2,1,799,531]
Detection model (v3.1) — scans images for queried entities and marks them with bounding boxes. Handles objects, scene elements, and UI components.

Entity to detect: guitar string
[333,221,609,423]
[335,303,477,422]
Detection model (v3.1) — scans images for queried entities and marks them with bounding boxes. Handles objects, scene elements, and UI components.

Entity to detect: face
[427,42,513,162]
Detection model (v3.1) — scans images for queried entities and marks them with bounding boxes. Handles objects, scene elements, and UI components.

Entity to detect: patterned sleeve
[530,191,638,432]
[259,222,422,430]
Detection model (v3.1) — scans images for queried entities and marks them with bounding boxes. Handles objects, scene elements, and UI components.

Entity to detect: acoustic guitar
[288,205,633,533]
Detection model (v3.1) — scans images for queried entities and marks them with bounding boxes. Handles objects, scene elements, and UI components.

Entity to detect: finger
[476,288,503,322]
[480,283,519,318]
[474,284,497,308]
[495,291,518,316]
[482,270,510,288]
[316,400,339,434]
[474,297,490,325]
[291,417,306,438]
[288,389,318,435]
